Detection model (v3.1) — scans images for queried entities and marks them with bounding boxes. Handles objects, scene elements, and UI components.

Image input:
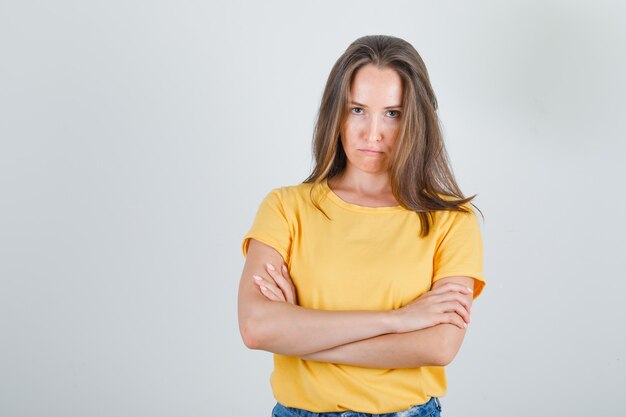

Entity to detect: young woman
[238,35,485,417]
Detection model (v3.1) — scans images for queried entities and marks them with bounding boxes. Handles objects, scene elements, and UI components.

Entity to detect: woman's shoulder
[427,200,480,241]
[267,181,316,196]
[263,181,320,207]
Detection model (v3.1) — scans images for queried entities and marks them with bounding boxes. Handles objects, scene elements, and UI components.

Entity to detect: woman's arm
[238,239,396,356]
[238,240,471,357]
[299,276,475,368]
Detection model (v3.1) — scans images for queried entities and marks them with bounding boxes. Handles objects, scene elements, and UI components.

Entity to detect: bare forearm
[241,299,397,356]
[299,277,475,368]
[239,241,473,360]
[300,323,466,368]
[240,240,399,356]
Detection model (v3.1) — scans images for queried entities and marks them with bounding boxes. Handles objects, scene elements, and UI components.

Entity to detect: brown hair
[304,34,481,237]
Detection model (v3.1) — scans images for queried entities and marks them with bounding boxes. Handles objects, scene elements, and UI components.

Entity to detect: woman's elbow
[239,313,267,350]
[240,321,258,350]
[239,305,279,350]
[432,333,463,366]
[432,349,457,367]
[238,293,274,350]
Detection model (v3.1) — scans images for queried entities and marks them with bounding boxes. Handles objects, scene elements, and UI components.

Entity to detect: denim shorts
[271,396,442,417]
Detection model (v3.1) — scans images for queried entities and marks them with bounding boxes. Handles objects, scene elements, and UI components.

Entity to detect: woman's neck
[327,170,398,207]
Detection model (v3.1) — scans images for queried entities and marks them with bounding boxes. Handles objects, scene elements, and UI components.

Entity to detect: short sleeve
[432,206,486,299]
[241,189,292,263]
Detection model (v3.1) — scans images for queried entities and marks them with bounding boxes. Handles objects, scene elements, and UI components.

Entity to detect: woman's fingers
[260,285,281,301]
[430,282,473,296]
[279,264,297,304]
[252,261,297,305]
[253,276,280,301]
[264,263,296,305]
[410,289,472,316]
[433,292,472,315]
[440,301,471,324]
[443,312,468,329]
[395,283,473,332]
[252,275,286,302]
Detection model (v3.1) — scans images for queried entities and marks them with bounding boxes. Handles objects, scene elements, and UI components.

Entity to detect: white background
[1,1,625,415]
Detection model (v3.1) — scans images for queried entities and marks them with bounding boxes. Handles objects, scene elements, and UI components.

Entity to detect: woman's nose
[366,116,382,142]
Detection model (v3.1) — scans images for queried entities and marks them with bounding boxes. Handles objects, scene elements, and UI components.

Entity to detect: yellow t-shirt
[241,179,485,413]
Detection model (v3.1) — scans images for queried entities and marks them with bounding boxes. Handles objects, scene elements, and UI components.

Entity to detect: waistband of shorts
[274,395,442,417]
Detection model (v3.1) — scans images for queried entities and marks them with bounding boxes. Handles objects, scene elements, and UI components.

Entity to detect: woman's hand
[252,262,470,332]
[392,282,473,332]
[252,263,297,305]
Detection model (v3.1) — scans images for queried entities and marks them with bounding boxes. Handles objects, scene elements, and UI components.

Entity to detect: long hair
[304,35,480,237]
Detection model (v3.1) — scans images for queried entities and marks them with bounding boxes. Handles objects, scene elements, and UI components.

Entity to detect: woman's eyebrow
[349,100,403,109]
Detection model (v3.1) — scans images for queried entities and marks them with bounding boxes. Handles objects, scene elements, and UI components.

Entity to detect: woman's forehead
[349,64,403,106]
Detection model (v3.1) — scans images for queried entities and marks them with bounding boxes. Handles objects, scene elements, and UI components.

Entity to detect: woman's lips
[359,149,383,156]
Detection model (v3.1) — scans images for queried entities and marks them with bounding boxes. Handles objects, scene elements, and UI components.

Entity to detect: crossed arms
[237,239,475,368]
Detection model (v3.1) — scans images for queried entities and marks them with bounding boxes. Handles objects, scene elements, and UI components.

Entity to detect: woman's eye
[387,110,401,118]
[351,107,364,115]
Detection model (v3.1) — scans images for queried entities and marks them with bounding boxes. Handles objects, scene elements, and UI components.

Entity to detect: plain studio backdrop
[1,1,624,415]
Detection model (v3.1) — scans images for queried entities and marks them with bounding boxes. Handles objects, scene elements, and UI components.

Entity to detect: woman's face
[341,64,403,176]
